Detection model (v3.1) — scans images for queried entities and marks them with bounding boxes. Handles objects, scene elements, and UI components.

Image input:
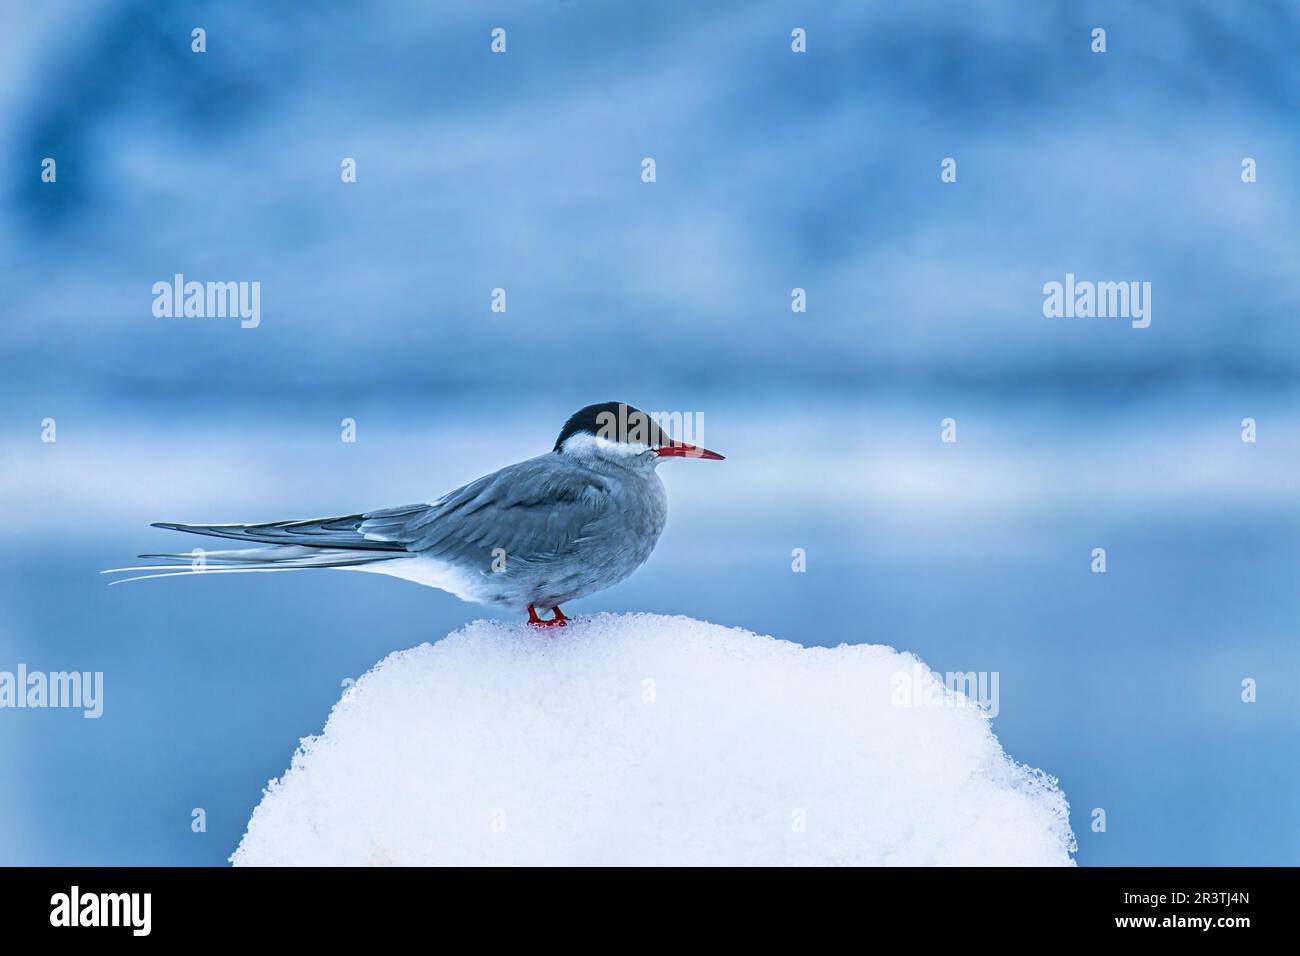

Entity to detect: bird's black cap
[554,402,670,452]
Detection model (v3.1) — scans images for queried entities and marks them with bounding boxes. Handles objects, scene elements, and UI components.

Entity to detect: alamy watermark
[593,406,708,449]
[50,886,150,936]
[0,664,103,718]
[891,662,1000,717]
[1043,273,1150,329]
[152,273,260,328]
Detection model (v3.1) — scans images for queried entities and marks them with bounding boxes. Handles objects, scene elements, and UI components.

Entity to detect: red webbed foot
[527,604,568,628]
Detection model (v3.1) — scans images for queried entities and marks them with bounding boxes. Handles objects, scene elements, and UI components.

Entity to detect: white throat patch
[561,432,653,460]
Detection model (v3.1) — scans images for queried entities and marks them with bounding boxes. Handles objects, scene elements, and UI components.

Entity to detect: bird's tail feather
[101,545,397,585]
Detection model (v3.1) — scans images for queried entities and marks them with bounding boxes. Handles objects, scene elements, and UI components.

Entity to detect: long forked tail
[101,546,398,584]
[102,513,416,585]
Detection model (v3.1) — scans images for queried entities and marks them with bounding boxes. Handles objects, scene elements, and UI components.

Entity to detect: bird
[104,402,724,627]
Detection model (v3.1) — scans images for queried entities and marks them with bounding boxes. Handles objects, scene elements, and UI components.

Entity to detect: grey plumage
[105,403,721,617]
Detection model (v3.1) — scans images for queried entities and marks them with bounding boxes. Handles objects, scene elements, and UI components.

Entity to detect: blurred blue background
[1,0,1297,865]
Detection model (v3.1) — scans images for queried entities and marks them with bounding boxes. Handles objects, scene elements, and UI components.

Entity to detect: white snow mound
[233,613,1075,866]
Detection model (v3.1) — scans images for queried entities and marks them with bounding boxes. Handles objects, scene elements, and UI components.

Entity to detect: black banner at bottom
[0,866,1284,940]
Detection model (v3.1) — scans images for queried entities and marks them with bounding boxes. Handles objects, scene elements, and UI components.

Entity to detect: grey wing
[149,455,613,568]
[388,455,616,568]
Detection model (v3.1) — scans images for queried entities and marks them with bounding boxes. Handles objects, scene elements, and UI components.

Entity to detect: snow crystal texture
[233,613,1075,866]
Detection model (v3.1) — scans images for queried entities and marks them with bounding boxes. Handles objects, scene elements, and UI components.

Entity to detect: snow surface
[233,613,1075,866]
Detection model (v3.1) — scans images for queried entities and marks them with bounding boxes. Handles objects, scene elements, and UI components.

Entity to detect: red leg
[527,604,568,628]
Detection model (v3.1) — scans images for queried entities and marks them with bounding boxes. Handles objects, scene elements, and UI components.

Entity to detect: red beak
[655,442,725,461]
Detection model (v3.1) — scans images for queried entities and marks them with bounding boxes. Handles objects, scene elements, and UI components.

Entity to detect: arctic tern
[105,402,723,627]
